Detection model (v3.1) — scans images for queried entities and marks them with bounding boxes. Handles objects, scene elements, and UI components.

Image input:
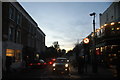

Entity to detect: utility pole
[90,12,98,73]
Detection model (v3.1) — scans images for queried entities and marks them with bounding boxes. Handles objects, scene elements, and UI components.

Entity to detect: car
[52,57,70,74]
[28,59,47,68]
[47,58,56,65]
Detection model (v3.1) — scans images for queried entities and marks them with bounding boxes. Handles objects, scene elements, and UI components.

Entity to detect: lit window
[104,24,107,26]
[116,27,120,30]
[110,22,115,25]
[111,28,114,30]
[91,33,94,37]
[14,50,21,62]
[108,54,111,57]
[6,49,14,57]
[96,48,99,50]
[100,47,103,52]
[6,49,14,54]
[113,54,116,57]
[101,26,104,28]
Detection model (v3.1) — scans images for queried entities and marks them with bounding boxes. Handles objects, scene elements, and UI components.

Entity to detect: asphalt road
[2,65,85,80]
[2,65,116,80]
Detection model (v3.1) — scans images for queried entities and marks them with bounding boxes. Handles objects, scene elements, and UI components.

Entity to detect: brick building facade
[2,2,46,71]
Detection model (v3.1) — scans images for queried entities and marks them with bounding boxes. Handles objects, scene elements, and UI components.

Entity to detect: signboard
[83,38,89,44]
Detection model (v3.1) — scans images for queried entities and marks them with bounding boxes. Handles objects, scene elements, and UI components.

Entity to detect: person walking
[78,56,85,74]
[116,54,120,79]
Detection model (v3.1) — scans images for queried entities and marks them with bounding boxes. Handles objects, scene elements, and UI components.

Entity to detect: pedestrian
[84,55,88,72]
[78,56,85,74]
[116,54,120,79]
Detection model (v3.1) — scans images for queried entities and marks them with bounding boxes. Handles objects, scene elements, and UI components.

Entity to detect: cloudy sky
[18,2,111,51]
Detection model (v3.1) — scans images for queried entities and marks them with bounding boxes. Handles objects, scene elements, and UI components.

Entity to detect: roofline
[10,2,38,26]
[37,27,46,36]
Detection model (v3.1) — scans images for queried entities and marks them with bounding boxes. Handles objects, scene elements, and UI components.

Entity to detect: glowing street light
[110,22,115,25]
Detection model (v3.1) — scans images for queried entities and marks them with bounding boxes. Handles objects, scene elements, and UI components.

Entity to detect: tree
[44,46,58,58]
[53,41,60,50]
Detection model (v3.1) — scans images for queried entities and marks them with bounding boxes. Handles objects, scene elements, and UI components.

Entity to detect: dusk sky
[18,1,111,51]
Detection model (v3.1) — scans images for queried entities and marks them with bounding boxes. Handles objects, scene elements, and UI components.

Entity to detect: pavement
[70,64,118,80]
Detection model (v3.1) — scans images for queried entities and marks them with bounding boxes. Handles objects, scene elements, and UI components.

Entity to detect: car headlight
[65,64,68,67]
[53,63,56,67]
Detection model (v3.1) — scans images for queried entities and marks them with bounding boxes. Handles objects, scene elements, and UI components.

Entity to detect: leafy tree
[53,41,60,50]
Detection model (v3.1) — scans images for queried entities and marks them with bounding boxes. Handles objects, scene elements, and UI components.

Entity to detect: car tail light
[29,63,33,66]
[49,62,53,65]
[44,63,46,65]
[37,63,41,65]
[52,59,56,61]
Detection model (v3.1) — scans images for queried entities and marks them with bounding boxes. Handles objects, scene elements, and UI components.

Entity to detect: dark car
[28,59,47,68]
[47,58,56,65]
[52,57,70,74]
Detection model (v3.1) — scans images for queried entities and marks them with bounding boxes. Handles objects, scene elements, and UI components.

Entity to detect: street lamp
[90,12,98,73]
[90,12,96,34]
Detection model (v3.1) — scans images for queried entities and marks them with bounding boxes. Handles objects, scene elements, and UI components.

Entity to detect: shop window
[101,28,105,36]
[100,47,105,52]
[111,28,114,30]
[116,27,120,30]
[6,49,14,57]
[14,50,21,62]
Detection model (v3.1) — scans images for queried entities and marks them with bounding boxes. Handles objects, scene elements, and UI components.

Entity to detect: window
[6,49,14,57]
[9,27,14,41]
[116,27,120,30]
[116,27,120,34]
[97,30,101,37]
[106,13,108,22]
[29,24,31,32]
[16,12,21,25]
[14,50,21,62]
[111,27,115,34]
[111,28,114,30]
[16,31,21,43]
[9,5,15,20]
[101,28,105,36]
[111,16,113,20]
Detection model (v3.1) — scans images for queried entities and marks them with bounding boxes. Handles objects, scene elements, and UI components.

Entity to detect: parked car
[28,59,47,68]
[52,57,70,74]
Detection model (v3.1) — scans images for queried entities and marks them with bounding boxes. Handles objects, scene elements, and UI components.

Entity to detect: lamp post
[90,12,98,73]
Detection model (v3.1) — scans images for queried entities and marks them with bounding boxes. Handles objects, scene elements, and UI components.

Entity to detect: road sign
[83,38,89,44]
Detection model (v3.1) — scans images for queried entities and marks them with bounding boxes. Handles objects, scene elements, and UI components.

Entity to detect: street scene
[4,63,115,80]
[1,0,120,80]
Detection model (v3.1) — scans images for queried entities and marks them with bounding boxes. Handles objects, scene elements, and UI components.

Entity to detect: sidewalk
[70,64,115,79]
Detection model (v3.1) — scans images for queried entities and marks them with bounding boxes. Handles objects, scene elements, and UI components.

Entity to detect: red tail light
[44,63,46,65]
[49,62,53,65]
[29,63,33,66]
[52,59,56,61]
[37,63,41,65]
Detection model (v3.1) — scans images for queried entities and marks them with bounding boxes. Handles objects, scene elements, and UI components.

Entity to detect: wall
[100,2,120,26]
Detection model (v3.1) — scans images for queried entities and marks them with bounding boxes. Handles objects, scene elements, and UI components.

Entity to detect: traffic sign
[83,38,89,44]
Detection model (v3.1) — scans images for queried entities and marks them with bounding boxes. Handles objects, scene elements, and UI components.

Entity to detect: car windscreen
[55,59,67,63]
